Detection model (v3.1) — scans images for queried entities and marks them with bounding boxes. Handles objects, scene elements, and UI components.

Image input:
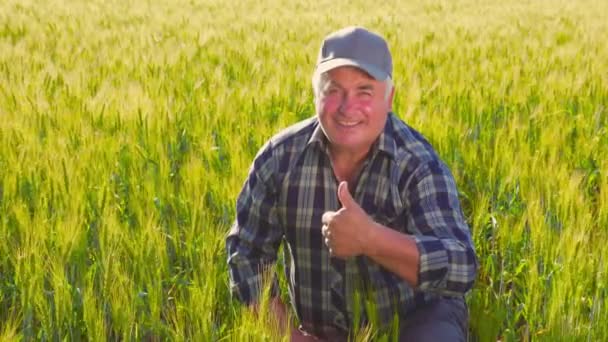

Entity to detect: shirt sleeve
[226,142,283,305]
[403,159,478,296]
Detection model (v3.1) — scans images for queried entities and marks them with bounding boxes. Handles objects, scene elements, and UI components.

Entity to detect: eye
[324,87,340,96]
[358,90,373,97]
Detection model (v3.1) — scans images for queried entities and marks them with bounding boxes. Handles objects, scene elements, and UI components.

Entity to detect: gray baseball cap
[314,26,392,80]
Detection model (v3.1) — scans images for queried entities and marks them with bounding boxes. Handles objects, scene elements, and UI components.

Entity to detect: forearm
[363,220,477,295]
[363,222,420,287]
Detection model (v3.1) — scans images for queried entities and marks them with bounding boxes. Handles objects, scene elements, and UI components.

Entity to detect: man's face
[315,66,393,156]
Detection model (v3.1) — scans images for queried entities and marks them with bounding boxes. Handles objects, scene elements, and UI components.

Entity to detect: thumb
[337,181,356,209]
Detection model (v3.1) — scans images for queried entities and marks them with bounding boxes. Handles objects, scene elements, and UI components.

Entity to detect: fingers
[322,210,339,257]
[324,235,333,256]
[321,224,329,237]
[322,224,331,244]
[322,211,336,225]
[322,224,333,255]
[325,240,334,256]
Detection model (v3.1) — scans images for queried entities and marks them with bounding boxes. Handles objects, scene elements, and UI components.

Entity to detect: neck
[328,145,370,183]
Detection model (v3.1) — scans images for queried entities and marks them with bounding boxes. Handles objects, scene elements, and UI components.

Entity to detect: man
[226,26,478,341]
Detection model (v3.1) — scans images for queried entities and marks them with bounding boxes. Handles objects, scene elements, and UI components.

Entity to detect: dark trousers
[311,297,468,341]
[399,296,468,342]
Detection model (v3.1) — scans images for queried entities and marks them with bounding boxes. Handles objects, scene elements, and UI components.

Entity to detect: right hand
[291,328,318,342]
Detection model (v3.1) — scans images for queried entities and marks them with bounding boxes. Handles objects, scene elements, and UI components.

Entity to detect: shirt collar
[307,120,327,147]
[375,113,398,159]
[306,112,398,159]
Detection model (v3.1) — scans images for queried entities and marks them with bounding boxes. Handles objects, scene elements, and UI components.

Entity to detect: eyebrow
[325,81,375,91]
[357,84,374,91]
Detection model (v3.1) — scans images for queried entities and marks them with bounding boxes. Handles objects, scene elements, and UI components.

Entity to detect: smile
[336,120,360,127]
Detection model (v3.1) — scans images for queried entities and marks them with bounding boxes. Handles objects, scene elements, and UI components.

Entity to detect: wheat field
[0,0,607,340]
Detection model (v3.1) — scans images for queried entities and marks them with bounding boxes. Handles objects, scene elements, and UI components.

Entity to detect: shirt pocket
[366,186,406,232]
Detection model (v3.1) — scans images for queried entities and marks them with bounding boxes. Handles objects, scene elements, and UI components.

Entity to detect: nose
[338,93,357,114]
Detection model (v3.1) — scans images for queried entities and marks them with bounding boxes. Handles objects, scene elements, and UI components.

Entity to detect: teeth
[337,120,359,127]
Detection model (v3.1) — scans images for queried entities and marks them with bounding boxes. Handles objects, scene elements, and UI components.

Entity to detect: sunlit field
[1,0,606,340]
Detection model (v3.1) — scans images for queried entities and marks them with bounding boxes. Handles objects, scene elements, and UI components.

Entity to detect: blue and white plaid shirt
[226,113,478,337]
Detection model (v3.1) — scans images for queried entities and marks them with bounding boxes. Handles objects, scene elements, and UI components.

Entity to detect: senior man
[226,26,478,341]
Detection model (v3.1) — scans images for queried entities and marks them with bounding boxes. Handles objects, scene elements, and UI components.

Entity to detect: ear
[387,85,395,111]
[337,181,356,209]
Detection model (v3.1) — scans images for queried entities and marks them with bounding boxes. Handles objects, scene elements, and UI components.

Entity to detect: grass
[0,0,607,340]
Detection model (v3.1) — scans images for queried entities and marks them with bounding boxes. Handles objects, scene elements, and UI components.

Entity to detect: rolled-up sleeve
[226,142,283,305]
[404,159,478,295]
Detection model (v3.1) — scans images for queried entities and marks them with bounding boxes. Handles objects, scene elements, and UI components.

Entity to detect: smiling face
[315,66,394,158]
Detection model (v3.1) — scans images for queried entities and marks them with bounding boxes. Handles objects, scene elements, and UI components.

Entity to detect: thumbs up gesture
[321,181,375,258]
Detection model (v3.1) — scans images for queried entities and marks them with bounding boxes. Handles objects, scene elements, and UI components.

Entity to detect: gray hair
[312,72,394,101]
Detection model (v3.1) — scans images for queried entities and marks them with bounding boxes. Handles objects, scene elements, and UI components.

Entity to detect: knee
[399,297,468,342]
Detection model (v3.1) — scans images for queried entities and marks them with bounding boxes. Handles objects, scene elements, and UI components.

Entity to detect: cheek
[357,98,374,113]
[360,102,373,113]
[319,97,341,113]
[318,96,380,116]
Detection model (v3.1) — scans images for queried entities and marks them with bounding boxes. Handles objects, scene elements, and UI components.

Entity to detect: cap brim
[314,58,389,80]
